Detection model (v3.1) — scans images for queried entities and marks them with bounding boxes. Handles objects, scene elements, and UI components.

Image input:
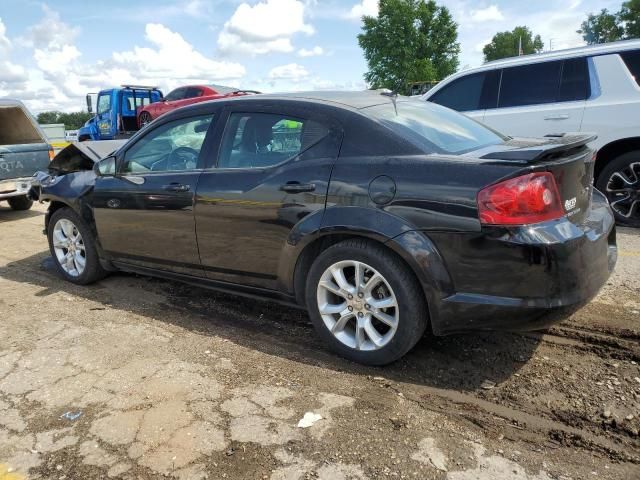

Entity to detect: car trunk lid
[470,134,596,226]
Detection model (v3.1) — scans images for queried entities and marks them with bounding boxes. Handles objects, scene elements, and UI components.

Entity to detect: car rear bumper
[0,177,33,200]
[427,189,617,335]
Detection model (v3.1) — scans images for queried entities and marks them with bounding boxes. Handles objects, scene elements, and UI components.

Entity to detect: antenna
[380,89,398,114]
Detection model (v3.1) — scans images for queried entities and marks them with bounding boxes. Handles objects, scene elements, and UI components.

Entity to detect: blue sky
[0,0,622,112]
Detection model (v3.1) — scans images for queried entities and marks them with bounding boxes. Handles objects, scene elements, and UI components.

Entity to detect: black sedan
[33,91,617,365]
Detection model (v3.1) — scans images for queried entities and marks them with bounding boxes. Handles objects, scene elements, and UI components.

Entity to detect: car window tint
[429,71,499,111]
[620,50,640,87]
[498,61,562,108]
[366,101,505,155]
[558,58,590,102]
[97,94,111,114]
[164,88,186,102]
[121,114,214,174]
[186,87,203,98]
[217,112,329,169]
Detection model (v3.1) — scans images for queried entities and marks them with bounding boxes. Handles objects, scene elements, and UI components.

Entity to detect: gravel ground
[0,202,639,480]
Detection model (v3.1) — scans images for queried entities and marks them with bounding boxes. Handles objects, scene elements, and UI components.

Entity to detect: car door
[95,91,114,140]
[92,112,217,276]
[194,105,343,290]
[482,59,588,137]
[156,87,188,117]
[425,70,500,122]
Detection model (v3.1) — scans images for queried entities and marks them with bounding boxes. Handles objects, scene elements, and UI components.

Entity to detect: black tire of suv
[596,151,640,228]
[305,239,428,365]
[8,195,34,211]
[47,207,107,285]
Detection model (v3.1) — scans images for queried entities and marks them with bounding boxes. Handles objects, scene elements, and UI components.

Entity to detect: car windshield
[365,100,506,155]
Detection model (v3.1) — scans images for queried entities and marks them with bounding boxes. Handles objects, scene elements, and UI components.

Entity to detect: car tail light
[477,172,564,225]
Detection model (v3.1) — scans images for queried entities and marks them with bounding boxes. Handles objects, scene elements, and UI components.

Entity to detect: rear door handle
[544,114,569,120]
[163,183,190,192]
[280,182,316,193]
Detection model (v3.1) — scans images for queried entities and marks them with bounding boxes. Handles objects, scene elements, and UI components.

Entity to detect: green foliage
[482,26,544,62]
[36,111,93,130]
[577,9,624,44]
[619,0,640,39]
[357,0,460,93]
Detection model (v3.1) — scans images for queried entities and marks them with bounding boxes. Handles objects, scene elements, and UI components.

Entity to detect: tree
[577,9,624,44]
[36,111,93,130]
[482,26,544,62]
[619,0,640,39]
[358,0,460,93]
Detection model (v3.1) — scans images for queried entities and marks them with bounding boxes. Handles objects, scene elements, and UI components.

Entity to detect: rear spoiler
[480,134,596,162]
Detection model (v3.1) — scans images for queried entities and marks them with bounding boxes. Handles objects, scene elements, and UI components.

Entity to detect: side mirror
[95,156,116,176]
[86,94,93,114]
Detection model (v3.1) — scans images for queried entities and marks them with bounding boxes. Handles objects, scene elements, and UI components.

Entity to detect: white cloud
[0,17,11,54]
[470,5,505,23]
[3,8,245,113]
[298,46,324,57]
[110,23,245,82]
[268,63,309,81]
[345,0,379,20]
[218,0,313,55]
[19,5,80,49]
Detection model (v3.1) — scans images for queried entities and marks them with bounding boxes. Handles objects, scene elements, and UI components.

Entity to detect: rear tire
[47,207,106,285]
[139,111,153,127]
[596,151,640,227]
[305,239,428,365]
[8,195,33,211]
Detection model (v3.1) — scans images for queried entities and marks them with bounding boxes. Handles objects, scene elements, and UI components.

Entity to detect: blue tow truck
[78,85,163,141]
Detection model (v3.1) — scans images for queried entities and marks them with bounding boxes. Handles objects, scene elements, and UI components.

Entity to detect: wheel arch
[594,137,640,182]
[286,226,454,334]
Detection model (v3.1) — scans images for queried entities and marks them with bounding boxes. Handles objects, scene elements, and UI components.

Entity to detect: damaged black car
[31,92,617,365]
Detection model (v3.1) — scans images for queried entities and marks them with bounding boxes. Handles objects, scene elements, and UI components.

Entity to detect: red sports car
[137,85,259,127]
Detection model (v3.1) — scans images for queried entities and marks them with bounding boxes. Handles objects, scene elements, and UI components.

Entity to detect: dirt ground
[0,202,638,480]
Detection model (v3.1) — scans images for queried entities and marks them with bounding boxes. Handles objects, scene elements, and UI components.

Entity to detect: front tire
[139,111,153,127]
[596,151,640,227]
[47,207,106,285]
[8,195,33,211]
[305,239,428,365]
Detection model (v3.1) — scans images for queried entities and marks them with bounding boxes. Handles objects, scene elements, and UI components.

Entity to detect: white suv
[423,39,640,227]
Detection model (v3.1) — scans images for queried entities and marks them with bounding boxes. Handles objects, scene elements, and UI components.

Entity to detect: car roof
[203,90,398,110]
[424,38,640,96]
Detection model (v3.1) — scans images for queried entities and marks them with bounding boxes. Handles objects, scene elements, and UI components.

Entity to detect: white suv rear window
[621,50,640,87]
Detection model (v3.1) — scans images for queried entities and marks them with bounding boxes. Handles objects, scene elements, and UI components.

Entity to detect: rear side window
[217,112,329,169]
[366,101,505,155]
[428,71,499,111]
[186,87,203,98]
[620,50,640,87]
[499,60,562,108]
[559,58,590,102]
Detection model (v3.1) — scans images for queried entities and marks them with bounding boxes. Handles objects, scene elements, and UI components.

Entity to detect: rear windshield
[364,100,505,154]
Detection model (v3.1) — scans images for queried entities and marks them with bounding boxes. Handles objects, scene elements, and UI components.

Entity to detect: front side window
[621,50,640,87]
[164,88,186,102]
[367,101,505,155]
[217,112,329,169]
[428,70,499,111]
[186,87,203,98]
[121,114,214,173]
[97,94,111,114]
[498,60,562,108]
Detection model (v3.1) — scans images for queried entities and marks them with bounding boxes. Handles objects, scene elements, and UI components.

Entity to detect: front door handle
[544,114,570,120]
[163,183,190,192]
[280,182,316,193]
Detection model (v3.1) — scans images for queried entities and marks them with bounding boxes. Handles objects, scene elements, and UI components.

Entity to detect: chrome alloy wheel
[316,260,399,351]
[52,218,86,277]
[606,161,640,220]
